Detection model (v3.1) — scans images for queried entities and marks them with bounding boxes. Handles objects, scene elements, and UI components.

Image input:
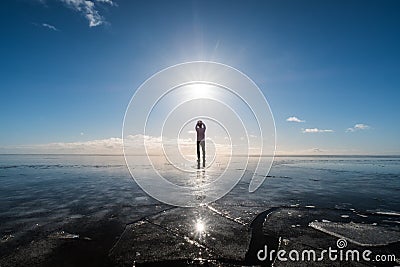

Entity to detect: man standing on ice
[195,120,206,168]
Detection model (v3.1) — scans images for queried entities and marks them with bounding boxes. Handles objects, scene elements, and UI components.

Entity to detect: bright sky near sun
[0,0,399,155]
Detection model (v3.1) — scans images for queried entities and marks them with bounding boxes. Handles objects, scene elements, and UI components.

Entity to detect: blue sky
[0,0,399,154]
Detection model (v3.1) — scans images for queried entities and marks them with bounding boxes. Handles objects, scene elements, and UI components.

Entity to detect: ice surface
[1,155,400,266]
[309,221,400,246]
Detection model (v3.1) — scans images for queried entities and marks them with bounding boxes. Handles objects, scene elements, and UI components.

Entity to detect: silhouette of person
[195,120,206,167]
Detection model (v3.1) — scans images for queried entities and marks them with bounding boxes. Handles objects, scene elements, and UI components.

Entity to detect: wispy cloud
[42,23,59,31]
[96,0,117,6]
[346,123,370,132]
[302,128,334,133]
[58,0,116,27]
[286,116,305,123]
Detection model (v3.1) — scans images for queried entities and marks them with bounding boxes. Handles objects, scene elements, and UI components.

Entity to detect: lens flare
[122,61,275,207]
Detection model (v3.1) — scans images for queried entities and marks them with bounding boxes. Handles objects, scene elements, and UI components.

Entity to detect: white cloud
[355,124,369,130]
[42,23,59,31]
[59,0,116,27]
[346,123,370,132]
[302,128,334,133]
[286,116,305,123]
[96,0,117,6]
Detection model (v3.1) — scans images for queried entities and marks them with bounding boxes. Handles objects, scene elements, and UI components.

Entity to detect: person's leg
[196,141,200,162]
[200,140,205,166]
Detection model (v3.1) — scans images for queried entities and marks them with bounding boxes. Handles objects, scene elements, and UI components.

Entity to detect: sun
[186,83,216,99]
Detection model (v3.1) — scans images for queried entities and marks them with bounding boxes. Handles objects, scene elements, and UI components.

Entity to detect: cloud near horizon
[286,116,305,123]
[0,137,123,154]
[302,128,334,133]
[346,123,370,132]
[0,134,232,155]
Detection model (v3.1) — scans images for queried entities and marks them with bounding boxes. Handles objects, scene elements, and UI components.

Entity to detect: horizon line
[0,153,399,157]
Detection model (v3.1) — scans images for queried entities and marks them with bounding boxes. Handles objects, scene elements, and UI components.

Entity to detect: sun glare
[195,220,205,233]
[187,84,215,99]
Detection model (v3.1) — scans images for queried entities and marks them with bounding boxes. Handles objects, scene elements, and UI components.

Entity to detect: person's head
[197,120,203,126]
